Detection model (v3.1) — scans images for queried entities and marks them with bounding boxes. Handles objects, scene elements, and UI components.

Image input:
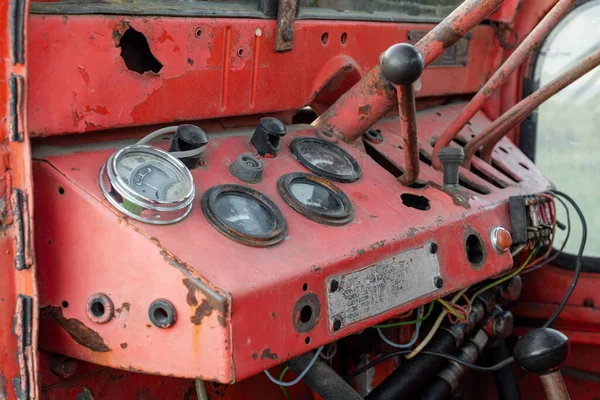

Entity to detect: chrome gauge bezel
[99,144,195,224]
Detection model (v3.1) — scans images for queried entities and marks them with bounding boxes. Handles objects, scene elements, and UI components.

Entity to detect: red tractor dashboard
[33,102,550,383]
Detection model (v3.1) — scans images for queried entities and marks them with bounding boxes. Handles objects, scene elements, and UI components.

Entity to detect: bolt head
[283,28,294,42]
[330,280,339,293]
[434,276,444,289]
[333,318,342,331]
[430,242,438,254]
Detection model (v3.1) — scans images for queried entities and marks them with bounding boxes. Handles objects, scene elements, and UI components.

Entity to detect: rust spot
[187,58,194,66]
[41,306,110,352]
[173,45,181,52]
[116,302,130,313]
[358,104,371,115]
[120,343,128,349]
[157,29,174,43]
[357,248,366,255]
[429,182,471,209]
[183,278,198,307]
[252,353,258,360]
[271,312,277,320]
[77,67,90,84]
[190,300,213,325]
[406,227,419,237]
[261,348,278,360]
[369,240,386,250]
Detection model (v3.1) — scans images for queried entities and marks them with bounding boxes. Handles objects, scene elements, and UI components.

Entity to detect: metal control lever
[513,328,570,400]
[380,43,424,186]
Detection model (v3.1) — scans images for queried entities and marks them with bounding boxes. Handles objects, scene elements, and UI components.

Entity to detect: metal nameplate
[326,243,441,330]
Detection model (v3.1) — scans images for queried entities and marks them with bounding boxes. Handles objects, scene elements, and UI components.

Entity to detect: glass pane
[534,1,600,257]
[299,0,463,19]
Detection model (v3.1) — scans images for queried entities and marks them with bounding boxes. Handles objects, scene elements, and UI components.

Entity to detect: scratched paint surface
[27,16,498,136]
[33,103,551,381]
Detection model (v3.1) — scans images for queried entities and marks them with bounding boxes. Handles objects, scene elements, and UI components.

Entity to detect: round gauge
[100,145,195,224]
[290,137,362,182]
[278,173,354,226]
[201,184,287,247]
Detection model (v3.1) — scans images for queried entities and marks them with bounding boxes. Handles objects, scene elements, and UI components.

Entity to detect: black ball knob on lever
[513,328,570,400]
[380,43,424,86]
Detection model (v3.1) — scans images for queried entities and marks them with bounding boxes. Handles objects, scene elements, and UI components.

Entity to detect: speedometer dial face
[290,137,362,183]
[201,184,287,247]
[278,173,354,225]
[115,151,191,202]
[100,145,195,224]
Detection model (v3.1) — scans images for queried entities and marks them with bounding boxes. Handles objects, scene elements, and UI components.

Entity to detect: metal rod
[312,0,506,143]
[398,83,420,185]
[195,379,209,400]
[463,46,600,167]
[540,372,570,400]
[431,0,576,170]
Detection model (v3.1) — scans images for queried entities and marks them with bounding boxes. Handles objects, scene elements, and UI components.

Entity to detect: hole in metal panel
[363,140,404,178]
[300,305,313,323]
[401,193,430,211]
[153,307,169,325]
[340,32,347,45]
[466,233,484,265]
[118,27,163,74]
[91,301,105,318]
[321,32,329,45]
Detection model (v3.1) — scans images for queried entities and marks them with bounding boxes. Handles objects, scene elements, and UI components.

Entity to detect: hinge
[9,74,24,142]
[10,0,25,65]
[12,295,32,400]
[274,0,297,52]
[12,189,31,270]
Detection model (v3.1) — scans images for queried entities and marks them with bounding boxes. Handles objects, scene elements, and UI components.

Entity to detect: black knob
[168,124,209,169]
[438,147,464,189]
[380,43,424,86]
[229,154,264,184]
[250,117,287,157]
[513,328,569,375]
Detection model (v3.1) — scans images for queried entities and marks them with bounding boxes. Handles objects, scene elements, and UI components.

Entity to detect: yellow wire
[469,244,540,303]
[437,299,463,320]
[405,287,468,359]
[406,245,540,360]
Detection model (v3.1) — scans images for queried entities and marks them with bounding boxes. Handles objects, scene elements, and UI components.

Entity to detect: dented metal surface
[27,16,498,137]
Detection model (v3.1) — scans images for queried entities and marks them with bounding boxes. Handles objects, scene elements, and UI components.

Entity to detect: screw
[283,28,294,42]
[434,276,444,289]
[329,280,339,293]
[430,242,438,254]
[333,318,342,331]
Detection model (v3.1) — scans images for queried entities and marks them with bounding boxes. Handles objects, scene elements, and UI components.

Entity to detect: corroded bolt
[330,280,339,293]
[333,318,342,331]
[50,355,78,379]
[434,276,444,289]
[430,242,438,254]
[283,28,294,41]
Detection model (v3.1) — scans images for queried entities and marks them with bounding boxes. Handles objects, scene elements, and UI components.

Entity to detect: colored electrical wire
[264,346,324,387]
[377,306,423,349]
[278,368,292,400]
[469,244,540,303]
[524,192,571,274]
[405,288,469,359]
[543,190,586,327]
[344,349,515,380]
[374,301,435,328]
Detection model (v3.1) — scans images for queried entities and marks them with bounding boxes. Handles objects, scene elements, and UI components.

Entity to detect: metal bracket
[274,0,297,52]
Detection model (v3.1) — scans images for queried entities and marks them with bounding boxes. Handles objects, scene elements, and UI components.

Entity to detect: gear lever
[513,328,570,400]
[380,43,424,186]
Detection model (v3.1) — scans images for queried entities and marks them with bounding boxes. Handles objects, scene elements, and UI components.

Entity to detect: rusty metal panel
[409,30,471,67]
[326,243,441,330]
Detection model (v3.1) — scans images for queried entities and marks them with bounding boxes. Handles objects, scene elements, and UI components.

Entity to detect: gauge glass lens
[289,181,344,215]
[115,151,191,202]
[295,140,356,177]
[214,193,276,236]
